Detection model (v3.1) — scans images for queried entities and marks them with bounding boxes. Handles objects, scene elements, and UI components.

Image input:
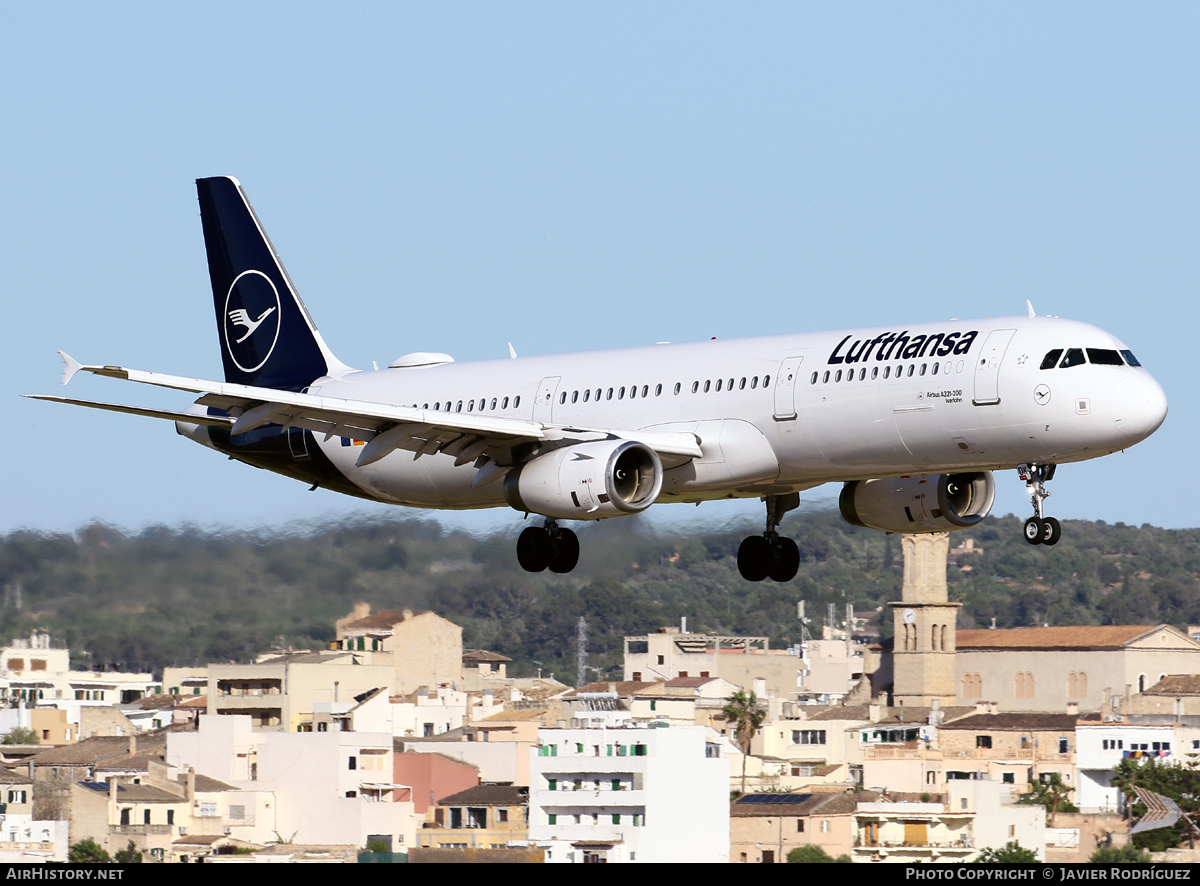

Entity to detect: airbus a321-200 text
[28,177,1169,581]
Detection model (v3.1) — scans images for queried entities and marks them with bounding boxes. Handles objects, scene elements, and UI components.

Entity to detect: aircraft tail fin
[196,176,348,389]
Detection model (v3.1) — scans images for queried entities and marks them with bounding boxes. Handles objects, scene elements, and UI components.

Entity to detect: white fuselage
[305,314,1167,513]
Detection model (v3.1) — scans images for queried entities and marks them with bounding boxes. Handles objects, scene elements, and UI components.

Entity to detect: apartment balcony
[111,824,173,836]
[534,788,646,808]
[942,748,1071,763]
[862,745,942,761]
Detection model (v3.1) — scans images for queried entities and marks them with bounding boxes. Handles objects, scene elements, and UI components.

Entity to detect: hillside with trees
[0,509,1196,684]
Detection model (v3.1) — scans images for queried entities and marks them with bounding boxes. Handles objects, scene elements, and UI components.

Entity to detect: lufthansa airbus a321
[27,177,1168,581]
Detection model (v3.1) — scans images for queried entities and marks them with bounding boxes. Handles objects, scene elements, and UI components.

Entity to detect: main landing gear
[737,493,801,582]
[517,518,580,574]
[1019,463,1061,546]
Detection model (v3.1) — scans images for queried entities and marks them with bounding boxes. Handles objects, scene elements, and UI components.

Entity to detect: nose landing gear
[517,518,580,573]
[1018,463,1061,546]
[737,492,801,582]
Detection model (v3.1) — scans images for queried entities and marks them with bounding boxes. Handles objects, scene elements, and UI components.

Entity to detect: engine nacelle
[839,471,995,534]
[504,440,663,520]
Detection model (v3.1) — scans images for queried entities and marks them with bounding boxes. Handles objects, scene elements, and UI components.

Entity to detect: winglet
[507,342,518,359]
[58,351,83,386]
[1026,300,1036,319]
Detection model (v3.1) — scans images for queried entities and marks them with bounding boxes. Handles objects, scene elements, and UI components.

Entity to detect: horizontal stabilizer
[23,395,234,428]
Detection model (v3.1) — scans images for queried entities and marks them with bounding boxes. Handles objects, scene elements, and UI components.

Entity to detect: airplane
[27,177,1168,582]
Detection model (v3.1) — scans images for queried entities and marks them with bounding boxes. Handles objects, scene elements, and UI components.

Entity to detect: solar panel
[736,793,813,805]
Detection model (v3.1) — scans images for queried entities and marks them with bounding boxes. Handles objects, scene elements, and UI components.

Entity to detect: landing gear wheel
[549,528,580,573]
[737,536,771,582]
[769,537,800,583]
[517,526,550,571]
[1023,517,1044,546]
[1041,516,1062,546]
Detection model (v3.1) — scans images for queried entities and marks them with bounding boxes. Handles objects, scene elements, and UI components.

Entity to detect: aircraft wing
[29,352,702,473]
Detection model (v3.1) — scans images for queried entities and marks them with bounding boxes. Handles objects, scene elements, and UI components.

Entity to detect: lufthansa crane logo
[223,270,282,373]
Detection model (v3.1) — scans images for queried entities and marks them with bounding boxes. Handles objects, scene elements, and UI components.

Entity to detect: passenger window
[673,383,680,395]
[502,397,509,409]
[871,367,878,380]
[810,372,818,384]
[692,382,699,394]
[456,401,463,412]
[727,378,734,390]
[822,371,830,383]
[607,388,614,400]
[763,375,770,388]
[859,368,865,381]
[642,385,650,398]
[628,385,636,399]
[1040,349,1063,370]
[490,398,497,410]
[835,370,842,382]
[931,362,939,376]
[715,379,722,392]
[514,396,520,407]
[595,389,601,401]
[468,400,475,411]
[558,393,566,405]
[1120,349,1141,367]
[740,377,747,390]
[583,389,590,402]
[751,376,758,389]
[1087,348,1123,366]
[704,380,711,393]
[571,391,578,403]
[919,364,926,376]
[883,366,890,379]
[422,403,429,410]
[618,386,626,399]
[1060,349,1085,368]
[907,365,915,377]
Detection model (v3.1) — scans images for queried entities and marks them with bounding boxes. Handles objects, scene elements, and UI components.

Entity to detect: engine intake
[839,471,995,534]
[505,440,663,520]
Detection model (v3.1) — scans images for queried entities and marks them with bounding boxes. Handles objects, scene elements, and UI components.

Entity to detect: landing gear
[1018,463,1061,546]
[517,518,580,573]
[737,493,801,582]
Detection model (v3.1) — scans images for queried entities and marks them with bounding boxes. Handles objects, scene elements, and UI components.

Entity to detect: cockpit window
[1120,349,1141,367]
[1087,348,1123,366]
[1040,349,1063,370]
[1059,348,1086,368]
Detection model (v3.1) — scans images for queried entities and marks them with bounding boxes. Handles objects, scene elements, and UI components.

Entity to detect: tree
[1090,844,1153,863]
[1110,756,1200,850]
[1019,773,1078,817]
[971,841,1039,863]
[787,845,851,863]
[68,838,110,863]
[1,726,38,745]
[114,841,142,863]
[721,689,766,795]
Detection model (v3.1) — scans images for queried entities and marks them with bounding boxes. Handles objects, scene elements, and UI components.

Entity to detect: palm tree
[721,689,766,795]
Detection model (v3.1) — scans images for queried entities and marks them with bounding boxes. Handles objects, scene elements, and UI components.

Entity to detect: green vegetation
[114,840,142,863]
[68,838,109,863]
[721,689,767,795]
[1,726,39,745]
[786,844,851,863]
[971,841,1039,863]
[0,509,1196,681]
[1110,756,1200,851]
[1018,773,1078,816]
[1089,844,1153,863]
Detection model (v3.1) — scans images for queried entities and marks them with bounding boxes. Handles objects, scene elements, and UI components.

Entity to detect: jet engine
[839,471,995,534]
[504,440,663,520]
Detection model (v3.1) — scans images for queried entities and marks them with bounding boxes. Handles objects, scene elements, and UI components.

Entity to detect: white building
[1076,718,1179,812]
[167,714,415,852]
[528,725,728,863]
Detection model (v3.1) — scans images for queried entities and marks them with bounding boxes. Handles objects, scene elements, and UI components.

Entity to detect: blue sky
[4,3,1196,538]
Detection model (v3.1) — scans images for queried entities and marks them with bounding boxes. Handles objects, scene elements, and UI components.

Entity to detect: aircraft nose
[1112,371,1168,446]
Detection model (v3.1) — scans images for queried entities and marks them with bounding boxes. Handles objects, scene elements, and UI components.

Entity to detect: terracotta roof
[956,625,1174,650]
[663,677,718,688]
[30,734,165,766]
[480,709,545,723]
[940,712,1079,731]
[0,768,32,784]
[731,790,873,817]
[1144,675,1200,695]
[439,784,527,806]
[463,650,512,663]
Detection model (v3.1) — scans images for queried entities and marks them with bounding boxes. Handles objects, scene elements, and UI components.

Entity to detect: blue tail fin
[197,176,345,389]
